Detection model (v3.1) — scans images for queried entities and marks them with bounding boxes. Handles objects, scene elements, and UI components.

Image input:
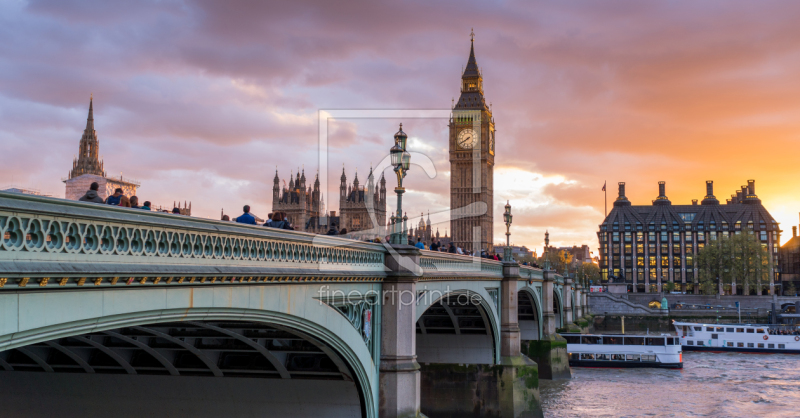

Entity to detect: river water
[541,352,800,417]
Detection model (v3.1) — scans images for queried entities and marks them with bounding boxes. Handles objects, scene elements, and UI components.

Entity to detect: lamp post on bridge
[503,200,513,261]
[389,124,411,245]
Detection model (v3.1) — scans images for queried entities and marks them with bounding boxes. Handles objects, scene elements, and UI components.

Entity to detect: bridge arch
[553,289,564,329]
[0,286,379,418]
[414,283,501,365]
[518,287,543,340]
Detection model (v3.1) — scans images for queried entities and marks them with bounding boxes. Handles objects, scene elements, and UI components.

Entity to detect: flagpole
[604,180,607,217]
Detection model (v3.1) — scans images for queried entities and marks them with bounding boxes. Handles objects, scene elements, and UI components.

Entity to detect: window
[661,256,669,267]
[624,337,644,345]
[693,327,702,331]
[637,232,644,242]
[582,336,601,344]
[625,232,632,242]
[649,256,657,267]
[611,354,625,361]
[613,232,619,242]
[627,354,641,361]
[687,340,694,346]
[596,354,610,361]
[768,344,774,349]
[747,343,754,348]
[758,343,765,348]
[760,231,767,241]
[697,341,704,346]
[686,256,693,267]
[726,328,734,332]
[645,338,665,346]
[625,244,632,254]
[711,334,718,339]
[736,328,744,333]
[642,354,656,362]
[756,329,765,334]
[737,342,744,347]
[580,353,595,360]
[604,336,624,345]
[746,329,754,334]
[679,213,696,222]
[779,344,786,349]
[637,257,644,267]
[569,353,580,360]
[649,234,656,242]
[637,244,644,253]
[673,234,681,242]
[727,342,733,347]
[563,335,581,344]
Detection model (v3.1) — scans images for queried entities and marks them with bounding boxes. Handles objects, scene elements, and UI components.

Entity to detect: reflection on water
[541,352,800,417]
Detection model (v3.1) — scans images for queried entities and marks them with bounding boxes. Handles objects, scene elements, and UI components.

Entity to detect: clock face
[457,129,478,149]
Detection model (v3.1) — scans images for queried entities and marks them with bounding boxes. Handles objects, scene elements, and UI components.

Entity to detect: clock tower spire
[449,31,495,254]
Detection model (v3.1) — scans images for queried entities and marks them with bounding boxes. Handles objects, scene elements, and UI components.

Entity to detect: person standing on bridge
[236,205,257,225]
[105,188,124,205]
[78,182,105,203]
[415,238,425,250]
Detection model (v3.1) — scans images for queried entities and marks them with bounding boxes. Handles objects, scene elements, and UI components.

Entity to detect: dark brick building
[779,223,800,294]
[598,180,780,294]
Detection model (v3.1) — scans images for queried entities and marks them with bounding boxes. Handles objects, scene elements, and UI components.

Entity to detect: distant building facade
[63,97,139,201]
[0,187,52,198]
[779,222,800,294]
[271,167,386,239]
[598,180,780,294]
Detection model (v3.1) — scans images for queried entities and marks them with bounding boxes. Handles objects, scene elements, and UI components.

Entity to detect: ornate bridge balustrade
[0,192,583,418]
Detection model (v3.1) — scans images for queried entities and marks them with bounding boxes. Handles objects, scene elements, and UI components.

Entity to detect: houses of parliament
[273,34,496,251]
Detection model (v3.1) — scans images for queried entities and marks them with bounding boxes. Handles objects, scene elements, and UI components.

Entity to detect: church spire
[455,30,488,111]
[68,95,104,179]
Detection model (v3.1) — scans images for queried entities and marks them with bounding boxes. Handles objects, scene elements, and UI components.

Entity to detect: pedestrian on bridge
[236,205,257,225]
[78,182,105,203]
[105,188,124,205]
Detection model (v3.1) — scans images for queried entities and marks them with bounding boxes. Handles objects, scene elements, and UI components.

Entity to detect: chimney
[793,226,797,238]
[658,181,666,197]
[692,199,698,205]
[726,199,731,205]
[747,179,755,196]
[741,185,747,196]
[736,190,742,203]
[706,180,714,197]
[618,182,626,198]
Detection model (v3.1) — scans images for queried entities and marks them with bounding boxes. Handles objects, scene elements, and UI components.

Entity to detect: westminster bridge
[0,192,586,418]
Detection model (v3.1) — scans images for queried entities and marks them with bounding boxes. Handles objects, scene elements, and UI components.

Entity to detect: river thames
[541,352,800,417]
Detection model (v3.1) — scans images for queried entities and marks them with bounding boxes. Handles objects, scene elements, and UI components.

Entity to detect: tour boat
[561,333,683,369]
[673,321,800,354]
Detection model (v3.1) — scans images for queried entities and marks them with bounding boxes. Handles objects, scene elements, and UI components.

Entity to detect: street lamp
[390,124,410,245]
[503,200,512,261]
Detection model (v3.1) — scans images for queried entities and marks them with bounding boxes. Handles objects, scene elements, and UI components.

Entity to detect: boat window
[758,343,765,348]
[569,353,580,360]
[641,354,656,362]
[697,341,704,346]
[624,337,645,345]
[736,328,744,333]
[611,354,625,361]
[746,329,754,334]
[596,354,610,361]
[726,328,734,332]
[727,342,733,347]
[779,344,786,349]
[737,342,744,347]
[604,336,624,345]
[646,337,665,346]
[711,334,718,339]
[580,353,595,360]
[564,335,581,344]
[686,340,693,346]
[693,327,702,331]
[582,336,602,344]
[716,327,725,332]
[756,329,765,334]
[626,354,640,361]
[747,343,754,348]
[768,344,774,349]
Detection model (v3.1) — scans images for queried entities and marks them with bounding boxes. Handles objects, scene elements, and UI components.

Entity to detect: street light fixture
[503,200,513,261]
[390,124,410,245]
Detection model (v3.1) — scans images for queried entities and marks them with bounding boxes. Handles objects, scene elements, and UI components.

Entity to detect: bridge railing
[417,250,504,279]
[0,192,387,290]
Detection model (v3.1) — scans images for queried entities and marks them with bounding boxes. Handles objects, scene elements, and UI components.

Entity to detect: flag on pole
[602,181,606,192]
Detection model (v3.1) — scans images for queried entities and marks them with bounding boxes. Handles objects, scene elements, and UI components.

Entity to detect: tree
[575,262,600,288]
[696,232,773,295]
[785,281,797,296]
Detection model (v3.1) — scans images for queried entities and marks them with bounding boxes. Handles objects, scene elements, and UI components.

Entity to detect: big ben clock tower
[449,31,495,254]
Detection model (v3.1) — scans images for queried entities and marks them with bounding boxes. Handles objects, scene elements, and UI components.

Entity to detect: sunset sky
[3,0,800,253]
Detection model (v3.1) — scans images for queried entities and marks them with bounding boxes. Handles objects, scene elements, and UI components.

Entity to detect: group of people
[228,205,295,230]
[78,182,159,211]
[409,237,505,260]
